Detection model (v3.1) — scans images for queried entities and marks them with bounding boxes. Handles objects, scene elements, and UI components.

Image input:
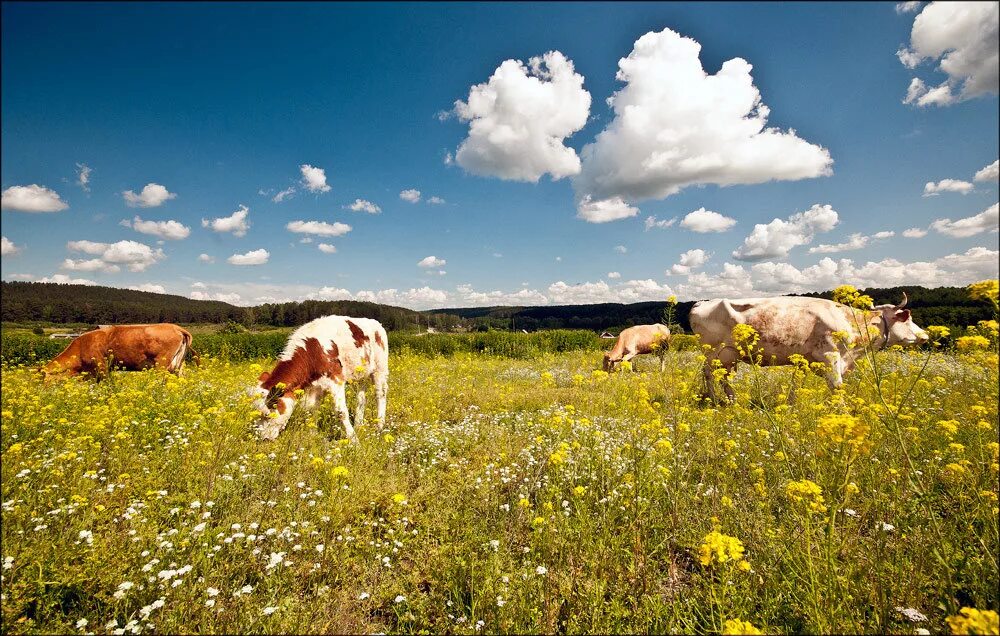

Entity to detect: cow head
[250,371,295,440]
[873,293,929,347]
[602,354,615,372]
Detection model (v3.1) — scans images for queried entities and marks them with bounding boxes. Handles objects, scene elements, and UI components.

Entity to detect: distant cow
[690,294,928,402]
[603,324,672,372]
[252,316,388,442]
[43,323,196,379]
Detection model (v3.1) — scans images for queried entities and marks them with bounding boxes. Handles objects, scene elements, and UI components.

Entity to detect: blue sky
[2,1,997,308]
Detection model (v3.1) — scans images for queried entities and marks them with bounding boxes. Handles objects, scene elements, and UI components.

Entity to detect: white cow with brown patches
[690,293,928,402]
[603,324,672,372]
[252,315,389,442]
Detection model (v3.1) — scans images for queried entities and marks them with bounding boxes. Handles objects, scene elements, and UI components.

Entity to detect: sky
[1,1,998,309]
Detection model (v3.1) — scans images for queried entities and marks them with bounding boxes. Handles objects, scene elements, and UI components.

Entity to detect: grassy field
[1,340,998,634]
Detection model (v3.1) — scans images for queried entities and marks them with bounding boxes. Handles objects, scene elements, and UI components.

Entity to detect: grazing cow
[603,324,672,372]
[252,315,388,442]
[690,293,928,402]
[42,323,197,379]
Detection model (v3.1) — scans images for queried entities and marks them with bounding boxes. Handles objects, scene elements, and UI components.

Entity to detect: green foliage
[0,333,68,365]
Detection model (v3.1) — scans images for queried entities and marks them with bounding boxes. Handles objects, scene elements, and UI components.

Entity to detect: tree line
[1,281,992,333]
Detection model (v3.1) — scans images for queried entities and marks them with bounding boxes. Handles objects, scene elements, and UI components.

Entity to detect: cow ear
[258,371,270,383]
[894,309,911,322]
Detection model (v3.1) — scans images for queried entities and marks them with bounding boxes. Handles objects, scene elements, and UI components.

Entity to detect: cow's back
[103,324,187,370]
[282,316,387,382]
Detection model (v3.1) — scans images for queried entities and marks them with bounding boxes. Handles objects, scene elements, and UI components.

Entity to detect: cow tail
[185,331,202,367]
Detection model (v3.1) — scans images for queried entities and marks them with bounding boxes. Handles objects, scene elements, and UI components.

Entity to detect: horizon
[2,2,998,310]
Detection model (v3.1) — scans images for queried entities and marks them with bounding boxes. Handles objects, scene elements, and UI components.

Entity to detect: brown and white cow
[690,294,928,401]
[252,315,388,442]
[603,324,672,372]
[43,323,197,379]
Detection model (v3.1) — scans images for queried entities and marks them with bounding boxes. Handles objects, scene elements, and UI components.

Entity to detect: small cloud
[923,179,974,196]
[644,216,677,231]
[400,189,422,203]
[65,239,165,272]
[38,273,97,285]
[974,160,999,183]
[902,227,928,238]
[286,220,352,237]
[345,199,381,213]
[895,1,921,14]
[418,255,446,268]
[732,204,839,261]
[1,236,22,256]
[198,253,215,263]
[930,203,999,238]
[607,271,621,279]
[318,243,337,253]
[299,237,313,244]
[273,187,296,203]
[300,164,331,193]
[1,184,69,212]
[202,205,251,237]
[227,249,270,266]
[576,196,639,223]
[76,163,92,192]
[128,283,167,294]
[122,183,176,208]
[614,245,627,254]
[680,208,737,233]
[426,196,446,205]
[124,216,191,240]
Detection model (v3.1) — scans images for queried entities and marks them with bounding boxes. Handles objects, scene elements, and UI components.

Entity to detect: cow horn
[897,292,908,309]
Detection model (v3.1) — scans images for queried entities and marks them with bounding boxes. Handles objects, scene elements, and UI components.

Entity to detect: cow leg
[622,350,638,371]
[374,374,388,429]
[354,385,367,430]
[318,377,357,443]
[701,361,718,403]
[721,364,737,402]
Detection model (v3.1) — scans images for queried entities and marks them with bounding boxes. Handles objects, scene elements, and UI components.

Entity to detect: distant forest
[0,281,993,333]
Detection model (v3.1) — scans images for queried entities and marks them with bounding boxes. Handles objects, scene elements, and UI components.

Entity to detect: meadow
[1,328,998,634]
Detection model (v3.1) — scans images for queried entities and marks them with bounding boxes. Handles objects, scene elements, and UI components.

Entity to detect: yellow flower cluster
[815,413,869,452]
[957,335,991,351]
[722,618,764,635]
[946,607,999,635]
[699,530,751,571]
[785,479,827,515]
[832,284,874,310]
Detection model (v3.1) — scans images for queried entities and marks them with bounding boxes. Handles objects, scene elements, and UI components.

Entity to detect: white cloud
[923,178,974,196]
[318,243,337,254]
[732,204,839,261]
[458,287,549,307]
[614,245,627,254]
[903,227,928,238]
[669,248,709,275]
[418,255,446,268]
[547,280,613,304]
[202,205,250,237]
[227,249,270,266]
[76,163,92,192]
[1,236,21,256]
[426,196,446,205]
[286,220,352,237]
[930,203,999,237]
[306,286,352,301]
[644,216,677,231]
[399,189,421,203]
[573,27,832,213]
[191,282,206,289]
[576,195,639,223]
[123,216,191,240]
[191,290,242,304]
[896,1,922,14]
[607,272,621,279]
[122,183,176,208]
[198,253,215,263]
[345,199,381,214]
[273,187,296,203]
[62,258,118,273]
[808,230,894,254]
[1,184,69,212]
[679,208,737,233]
[299,164,331,193]
[974,160,999,182]
[899,1,999,106]
[65,239,165,272]
[129,283,167,294]
[38,273,97,286]
[300,237,313,244]
[453,50,591,182]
